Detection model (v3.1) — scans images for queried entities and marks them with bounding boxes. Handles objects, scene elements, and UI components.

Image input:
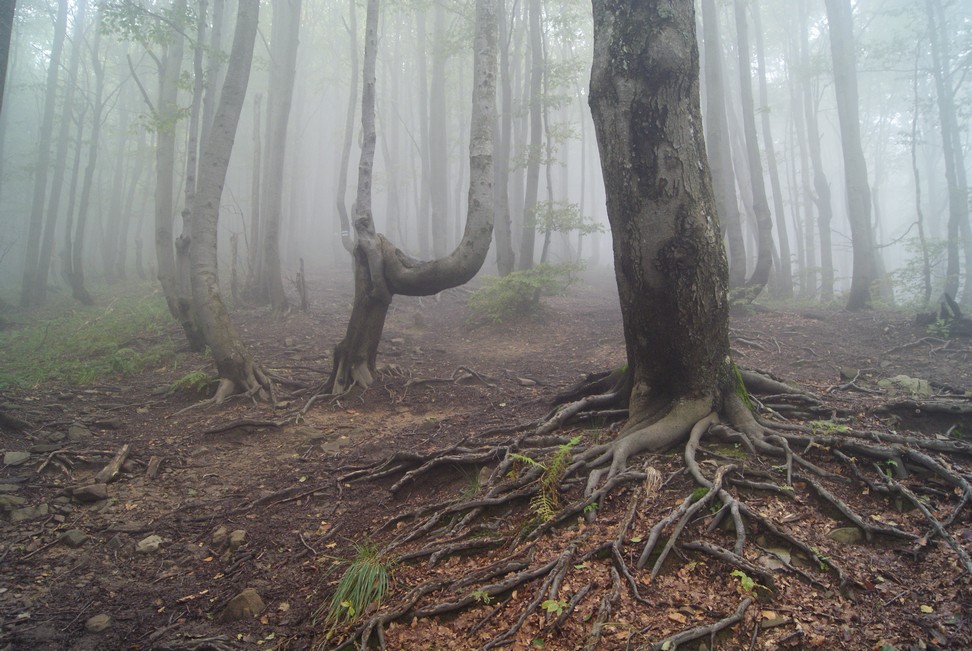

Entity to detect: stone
[29,444,62,453]
[67,424,91,442]
[136,534,163,554]
[60,530,88,548]
[219,588,265,622]
[85,613,112,633]
[0,483,21,493]
[877,375,933,398]
[517,377,537,387]
[73,484,108,503]
[391,337,405,346]
[228,530,246,551]
[11,503,49,522]
[45,430,67,443]
[212,526,228,548]
[838,367,859,381]
[3,451,31,467]
[92,418,122,430]
[827,527,865,545]
[0,494,27,511]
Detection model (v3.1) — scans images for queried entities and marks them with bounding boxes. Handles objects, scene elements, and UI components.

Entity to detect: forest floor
[1,270,970,650]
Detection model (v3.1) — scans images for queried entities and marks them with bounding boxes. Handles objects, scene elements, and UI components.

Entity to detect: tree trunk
[335,0,358,255]
[491,0,515,276]
[35,0,86,304]
[326,0,497,394]
[190,0,268,403]
[0,0,15,116]
[517,0,542,270]
[258,0,301,313]
[247,93,262,277]
[19,0,67,308]
[752,0,792,298]
[428,2,450,258]
[733,0,773,296]
[589,0,734,470]
[823,0,874,311]
[700,0,746,289]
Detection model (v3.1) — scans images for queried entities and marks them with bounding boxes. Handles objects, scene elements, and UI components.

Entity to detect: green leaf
[920,604,934,613]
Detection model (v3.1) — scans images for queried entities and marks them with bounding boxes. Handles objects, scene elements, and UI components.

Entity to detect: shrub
[468,262,582,324]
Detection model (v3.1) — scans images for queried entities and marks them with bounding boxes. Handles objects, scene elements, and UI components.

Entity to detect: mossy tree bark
[325,0,497,394]
[587,0,739,477]
[190,0,269,403]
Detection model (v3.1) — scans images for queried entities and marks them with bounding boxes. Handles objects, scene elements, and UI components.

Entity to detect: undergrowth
[0,288,180,388]
[467,262,583,324]
[317,543,392,642]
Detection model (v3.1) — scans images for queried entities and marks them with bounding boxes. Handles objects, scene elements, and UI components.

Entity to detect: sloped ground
[1,272,970,650]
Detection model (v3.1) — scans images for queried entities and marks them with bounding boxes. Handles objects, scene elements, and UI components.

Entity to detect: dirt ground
[1,271,970,650]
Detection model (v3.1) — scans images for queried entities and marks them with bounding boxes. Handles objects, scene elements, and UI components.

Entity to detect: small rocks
[136,534,164,554]
[60,530,88,548]
[212,525,229,548]
[72,484,108,503]
[3,451,31,467]
[219,588,265,622]
[827,527,865,545]
[0,483,22,493]
[85,613,112,633]
[391,337,406,346]
[11,503,49,522]
[0,494,27,511]
[228,529,246,551]
[67,424,92,442]
[877,374,933,398]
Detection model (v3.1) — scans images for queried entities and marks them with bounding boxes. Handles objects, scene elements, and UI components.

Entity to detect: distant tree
[323,0,496,394]
[824,0,875,310]
[516,0,542,270]
[0,0,14,116]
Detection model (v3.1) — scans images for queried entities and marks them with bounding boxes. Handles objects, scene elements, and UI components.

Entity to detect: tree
[19,0,67,308]
[516,0,543,271]
[0,0,14,116]
[190,0,269,402]
[824,0,875,310]
[322,0,496,395]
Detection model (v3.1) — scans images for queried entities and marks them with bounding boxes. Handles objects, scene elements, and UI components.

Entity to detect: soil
[1,270,970,650]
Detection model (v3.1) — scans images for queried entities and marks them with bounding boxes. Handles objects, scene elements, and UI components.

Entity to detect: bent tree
[319,1,972,648]
[190,0,270,402]
[322,0,496,394]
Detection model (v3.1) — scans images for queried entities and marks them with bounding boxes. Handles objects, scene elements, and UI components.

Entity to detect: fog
[0,0,969,309]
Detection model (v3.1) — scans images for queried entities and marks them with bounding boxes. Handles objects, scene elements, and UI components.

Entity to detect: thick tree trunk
[700,0,746,289]
[190,0,268,402]
[589,0,733,468]
[824,0,874,310]
[19,0,67,308]
[326,0,497,394]
[429,2,450,258]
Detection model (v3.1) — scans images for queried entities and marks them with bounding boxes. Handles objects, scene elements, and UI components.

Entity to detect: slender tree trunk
[414,8,431,258]
[258,0,301,313]
[35,0,86,304]
[336,0,358,255]
[701,0,746,288]
[0,0,15,116]
[752,0,792,298]
[824,0,874,310]
[733,0,773,295]
[517,0,543,270]
[190,0,269,402]
[247,93,262,278]
[491,0,515,275]
[200,0,224,147]
[20,0,67,307]
[117,131,148,280]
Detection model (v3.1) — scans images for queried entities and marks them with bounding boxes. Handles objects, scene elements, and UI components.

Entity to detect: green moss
[732,362,754,412]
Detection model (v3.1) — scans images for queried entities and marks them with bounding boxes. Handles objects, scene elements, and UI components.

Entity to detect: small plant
[730,569,767,594]
[583,502,598,515]
[540,599,568,616]
[882,459,898,479]
[471,589,493,605]
[808,420,850,435]
[926,318,950,338]
[467,263,582,324]
[170,370,212,395]
[318,543,392,638]
[689,487,709,503]
[511,436,582,522]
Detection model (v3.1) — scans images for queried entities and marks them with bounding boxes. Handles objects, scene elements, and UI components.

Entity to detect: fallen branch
[647,597,753,651]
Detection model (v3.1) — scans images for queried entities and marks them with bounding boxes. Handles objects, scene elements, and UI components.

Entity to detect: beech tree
[190,0,269,402]
[321,0,496,395]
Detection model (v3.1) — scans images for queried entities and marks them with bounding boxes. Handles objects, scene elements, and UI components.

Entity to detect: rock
[877,375,933,398]
[85,613,112,633]
[212,525,228,548]
[827,527,865,545]
[3,451,31,467]
[219,588,266,622]
[60,530,88,548]
[11,503,49,522]
[46,430,67,443]
[73,484,108,503]
[29,444,62,453]
[517,377,537,387]
[838,367,859,381]
[67,424,91,442]
[228,530,246,551]
[0,494,27,511]
[92,418,121,430]
[136,534,163,554]
[0,484,21,493]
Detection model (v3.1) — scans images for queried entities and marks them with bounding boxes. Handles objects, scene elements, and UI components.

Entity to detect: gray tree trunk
[0,0,15,116]
[19,0,67,307]
[491,0,515,276]
[335,0,358,255]
[517,0,542,270]
[824,0,874,310]
[190,0,268,402]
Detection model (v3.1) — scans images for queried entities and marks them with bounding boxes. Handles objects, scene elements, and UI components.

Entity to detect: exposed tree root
[313,364,972,649]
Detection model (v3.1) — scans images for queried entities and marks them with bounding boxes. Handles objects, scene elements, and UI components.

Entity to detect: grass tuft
[317,543,393,640]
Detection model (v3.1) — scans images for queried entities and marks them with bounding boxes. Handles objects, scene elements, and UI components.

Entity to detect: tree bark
[589,0,733,468]
[491,0,515,276]
[0,0,15,117]
[19,0,67,308]
[517,0,543,270]
[335,0,358,255]
[326,0,497,394]
[823,0,874,310]
[190,0,268,402]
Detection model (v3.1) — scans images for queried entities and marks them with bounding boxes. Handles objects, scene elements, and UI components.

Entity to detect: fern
[519,436,582,523]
